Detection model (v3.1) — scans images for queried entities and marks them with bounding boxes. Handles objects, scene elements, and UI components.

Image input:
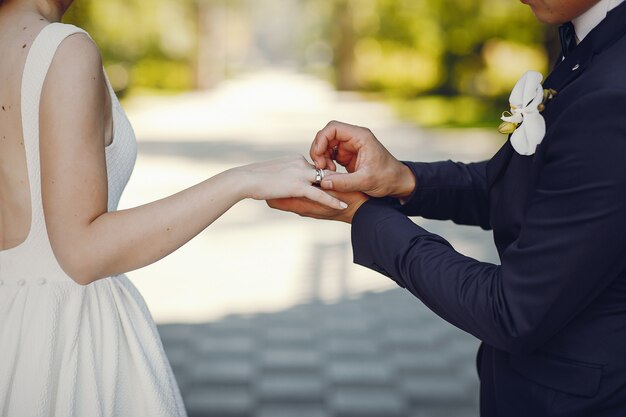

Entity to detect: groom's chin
[523,0,601,25]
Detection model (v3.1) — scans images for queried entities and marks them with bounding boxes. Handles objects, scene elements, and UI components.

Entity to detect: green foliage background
[64,0,554,127]
[316,0,553,126]
[63,0,197,94]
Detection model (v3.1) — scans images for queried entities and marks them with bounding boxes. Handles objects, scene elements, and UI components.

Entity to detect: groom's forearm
[399,160,491,229]
[350,200,508,350]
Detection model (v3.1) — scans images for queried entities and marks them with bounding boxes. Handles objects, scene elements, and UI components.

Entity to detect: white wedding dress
[0,23,187,417]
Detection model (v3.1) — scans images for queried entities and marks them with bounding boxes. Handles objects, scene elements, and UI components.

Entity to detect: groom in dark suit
[269,0,626,415]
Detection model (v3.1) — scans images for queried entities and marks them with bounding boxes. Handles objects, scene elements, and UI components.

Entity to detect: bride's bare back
[0,11,112,250]
[0,14,45,250]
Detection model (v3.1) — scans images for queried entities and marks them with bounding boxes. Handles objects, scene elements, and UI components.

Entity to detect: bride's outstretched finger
[302,186,348,210]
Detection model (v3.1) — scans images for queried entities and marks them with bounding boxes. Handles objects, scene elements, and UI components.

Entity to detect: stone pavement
[158,289,481,417]
[121,69,504,416]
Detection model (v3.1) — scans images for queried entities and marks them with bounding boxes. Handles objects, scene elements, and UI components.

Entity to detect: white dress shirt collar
[572,0,625,42]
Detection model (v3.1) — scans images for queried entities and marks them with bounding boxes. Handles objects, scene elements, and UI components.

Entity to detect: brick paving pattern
[159,289,481,417]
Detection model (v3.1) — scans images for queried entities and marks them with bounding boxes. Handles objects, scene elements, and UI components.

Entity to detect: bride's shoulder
[45,23,102,75]
[39,23,105,102]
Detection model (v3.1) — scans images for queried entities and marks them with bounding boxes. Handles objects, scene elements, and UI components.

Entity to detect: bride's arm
[39,34,343,285]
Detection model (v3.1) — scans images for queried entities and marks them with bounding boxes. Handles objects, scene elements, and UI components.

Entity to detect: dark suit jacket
[351,4,626,416]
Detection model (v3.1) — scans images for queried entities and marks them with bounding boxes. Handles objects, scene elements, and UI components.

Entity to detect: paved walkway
[121,69,503,416]
[159,290,481,417]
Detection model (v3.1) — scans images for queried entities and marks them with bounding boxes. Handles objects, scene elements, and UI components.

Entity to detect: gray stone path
[159,289,481,417]
[121,69,504,416]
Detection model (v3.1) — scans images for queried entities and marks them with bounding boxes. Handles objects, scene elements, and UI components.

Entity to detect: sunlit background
[64,1,555,416]
[65,0,556,127]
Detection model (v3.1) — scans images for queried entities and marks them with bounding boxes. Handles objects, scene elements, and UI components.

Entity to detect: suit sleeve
[352,90,626,354]
[400,160,491,230]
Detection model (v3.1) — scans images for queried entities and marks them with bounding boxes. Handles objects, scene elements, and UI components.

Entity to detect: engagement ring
[313,168,325,186]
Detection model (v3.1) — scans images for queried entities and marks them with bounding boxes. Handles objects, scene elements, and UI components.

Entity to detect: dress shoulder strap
[20,23,89,247]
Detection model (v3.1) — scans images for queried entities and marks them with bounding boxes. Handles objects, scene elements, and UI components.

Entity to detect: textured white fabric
[0,23,187,417]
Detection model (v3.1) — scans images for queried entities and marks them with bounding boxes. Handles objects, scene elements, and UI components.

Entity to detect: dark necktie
[559,22,577,58]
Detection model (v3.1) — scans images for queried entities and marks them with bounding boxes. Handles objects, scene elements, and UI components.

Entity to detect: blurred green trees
[319,0,554,126]
[64,0,197,94]
[64,0,555,126]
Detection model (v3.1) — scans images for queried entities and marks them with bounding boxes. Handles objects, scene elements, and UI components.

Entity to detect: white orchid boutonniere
[498,71,557,156]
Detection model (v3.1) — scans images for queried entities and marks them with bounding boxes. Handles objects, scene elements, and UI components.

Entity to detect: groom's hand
[310,120,416,199]
[267,190,369,224]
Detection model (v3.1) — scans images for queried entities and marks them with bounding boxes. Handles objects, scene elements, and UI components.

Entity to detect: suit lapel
[488,3,626,188]
[487,140,514,188]
[542,48,591,92]
[545,2,626,92]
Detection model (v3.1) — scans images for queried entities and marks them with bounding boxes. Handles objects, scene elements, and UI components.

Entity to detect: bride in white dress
[0,0,352,416]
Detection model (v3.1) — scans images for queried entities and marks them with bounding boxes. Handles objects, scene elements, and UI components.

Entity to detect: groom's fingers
[311,121,363,169]
[310,132,333,169]
[321,171,369,193]
[268,198,332,220]
[266,198,294,212]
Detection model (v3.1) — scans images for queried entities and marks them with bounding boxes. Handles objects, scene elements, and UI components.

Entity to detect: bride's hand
[233,155,347,210]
